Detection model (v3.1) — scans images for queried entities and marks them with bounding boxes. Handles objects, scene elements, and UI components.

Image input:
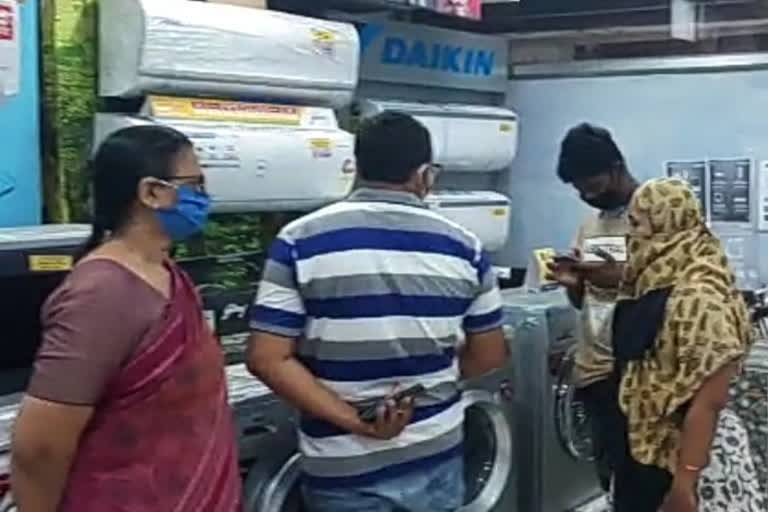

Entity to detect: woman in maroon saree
[11,126,242,511]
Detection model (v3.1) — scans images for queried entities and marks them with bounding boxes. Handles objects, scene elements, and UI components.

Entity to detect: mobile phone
[391,384,426,403]
[552,253,578,264]
[358,384,427,422]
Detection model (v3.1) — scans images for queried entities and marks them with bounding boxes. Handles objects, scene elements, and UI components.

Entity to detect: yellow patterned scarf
[618,178,752,471]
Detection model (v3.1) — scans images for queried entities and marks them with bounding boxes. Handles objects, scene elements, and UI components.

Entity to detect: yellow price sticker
[499,123,515,132]
[311,28,336,44]
[28,254,73,272]
[492,208,507,217]
[310,138,332,149]
[310,138,333,158]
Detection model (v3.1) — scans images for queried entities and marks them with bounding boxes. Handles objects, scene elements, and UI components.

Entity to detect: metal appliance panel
[502,289,602,512]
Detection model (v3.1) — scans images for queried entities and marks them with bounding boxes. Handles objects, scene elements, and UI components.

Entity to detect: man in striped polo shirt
[247,112,508,511]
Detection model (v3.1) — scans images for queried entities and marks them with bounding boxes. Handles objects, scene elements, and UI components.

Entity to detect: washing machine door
[245,389,514,512]
[243,434,303,512]
[460,388,514,512]
[553,344,596,462]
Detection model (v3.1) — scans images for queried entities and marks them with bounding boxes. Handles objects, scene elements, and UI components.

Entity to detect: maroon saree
[58,263,242,512]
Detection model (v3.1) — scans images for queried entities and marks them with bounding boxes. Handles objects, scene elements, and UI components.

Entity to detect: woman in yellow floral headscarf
[609,178,762,512]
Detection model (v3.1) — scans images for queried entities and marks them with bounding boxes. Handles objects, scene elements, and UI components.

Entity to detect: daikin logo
[359,23,496,77]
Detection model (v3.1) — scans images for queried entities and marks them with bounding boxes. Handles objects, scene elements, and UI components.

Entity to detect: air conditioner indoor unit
[99,0,360,107]
[356,100,518,172]
[425,190,511,252]
[93,96,356,213]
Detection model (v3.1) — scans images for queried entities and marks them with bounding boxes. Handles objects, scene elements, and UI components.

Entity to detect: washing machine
[502,288,603,512]
[459,328,518,512]
[242,347,518,512]
[226,364,301,512]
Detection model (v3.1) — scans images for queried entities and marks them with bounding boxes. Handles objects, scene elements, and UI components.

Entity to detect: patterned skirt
[608,408,764,511]
[696,408,764,511]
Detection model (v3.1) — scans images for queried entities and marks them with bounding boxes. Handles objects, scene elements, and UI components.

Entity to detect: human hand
[347,385,416,440]
[662,476,698,512]
[353,397,414,440]
[370,397,414,439]
[571,248,623,289]
[546,248,583,288]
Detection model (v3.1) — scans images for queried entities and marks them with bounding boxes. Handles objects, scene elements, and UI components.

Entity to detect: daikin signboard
[358,21,508,92]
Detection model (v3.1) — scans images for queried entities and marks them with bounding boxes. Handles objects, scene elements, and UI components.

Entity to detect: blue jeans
[302,456,465,512]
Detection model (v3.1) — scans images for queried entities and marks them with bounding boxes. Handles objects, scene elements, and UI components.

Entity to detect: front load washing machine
[459,331,517,512]
[502,289,603,512]
[242,345,518,512]
[228,364,301,512]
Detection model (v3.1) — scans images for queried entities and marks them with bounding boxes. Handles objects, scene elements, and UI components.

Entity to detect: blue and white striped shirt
[250,187,504,488]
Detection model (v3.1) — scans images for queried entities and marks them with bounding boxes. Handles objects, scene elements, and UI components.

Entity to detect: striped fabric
[250,187,503,488]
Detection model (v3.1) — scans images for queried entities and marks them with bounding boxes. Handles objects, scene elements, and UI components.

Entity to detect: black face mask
[583,190,627,211]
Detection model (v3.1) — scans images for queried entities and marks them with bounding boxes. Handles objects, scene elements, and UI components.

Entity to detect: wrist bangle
[682,464,703,472]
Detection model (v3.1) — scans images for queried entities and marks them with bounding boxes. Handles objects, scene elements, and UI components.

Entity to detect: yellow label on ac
[311,28,336,43]
[28,255,73,272]
[492,208,507,217]
[148,96,303,126]
[499,123,515,132]
[310,138,333,158]
[310,138,332,149]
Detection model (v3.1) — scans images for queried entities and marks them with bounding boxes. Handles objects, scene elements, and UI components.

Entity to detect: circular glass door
[246,390,513,512]
[245,452,303,512]
[460,389,513,512]
[553,345,596,462]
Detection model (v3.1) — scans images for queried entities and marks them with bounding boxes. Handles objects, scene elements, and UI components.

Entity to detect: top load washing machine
[502,288,603,512]
[0,225,107,509]
[0,224,92,395]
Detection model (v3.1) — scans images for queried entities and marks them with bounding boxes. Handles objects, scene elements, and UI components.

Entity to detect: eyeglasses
[154,175,207,194]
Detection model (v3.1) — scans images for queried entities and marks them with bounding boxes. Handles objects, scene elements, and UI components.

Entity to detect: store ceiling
[485,0,767,33]
[269,0,768,34]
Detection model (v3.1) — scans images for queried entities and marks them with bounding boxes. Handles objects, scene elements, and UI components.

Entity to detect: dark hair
[557,123,625,184]
[355,111,432,184]
[78,125,193,259]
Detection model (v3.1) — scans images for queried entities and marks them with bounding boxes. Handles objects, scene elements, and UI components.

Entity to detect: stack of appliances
[96,1,364,509]
[501,288,603,512]
[96,0,361,213]
[356,99,515,255]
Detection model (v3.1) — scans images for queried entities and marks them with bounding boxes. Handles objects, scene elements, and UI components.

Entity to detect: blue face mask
[155,185,211,241]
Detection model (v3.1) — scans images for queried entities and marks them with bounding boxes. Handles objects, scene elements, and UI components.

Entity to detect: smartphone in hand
[552,253,579,265]
[358,384,426,423]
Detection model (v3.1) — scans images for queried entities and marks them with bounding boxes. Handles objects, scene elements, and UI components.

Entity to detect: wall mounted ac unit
[357,99,518,172]
[99,0,360,107]
[425,190,511,251]
[93,96,356,213]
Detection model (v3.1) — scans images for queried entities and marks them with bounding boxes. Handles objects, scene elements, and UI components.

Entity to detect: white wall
[500,68,768,285]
